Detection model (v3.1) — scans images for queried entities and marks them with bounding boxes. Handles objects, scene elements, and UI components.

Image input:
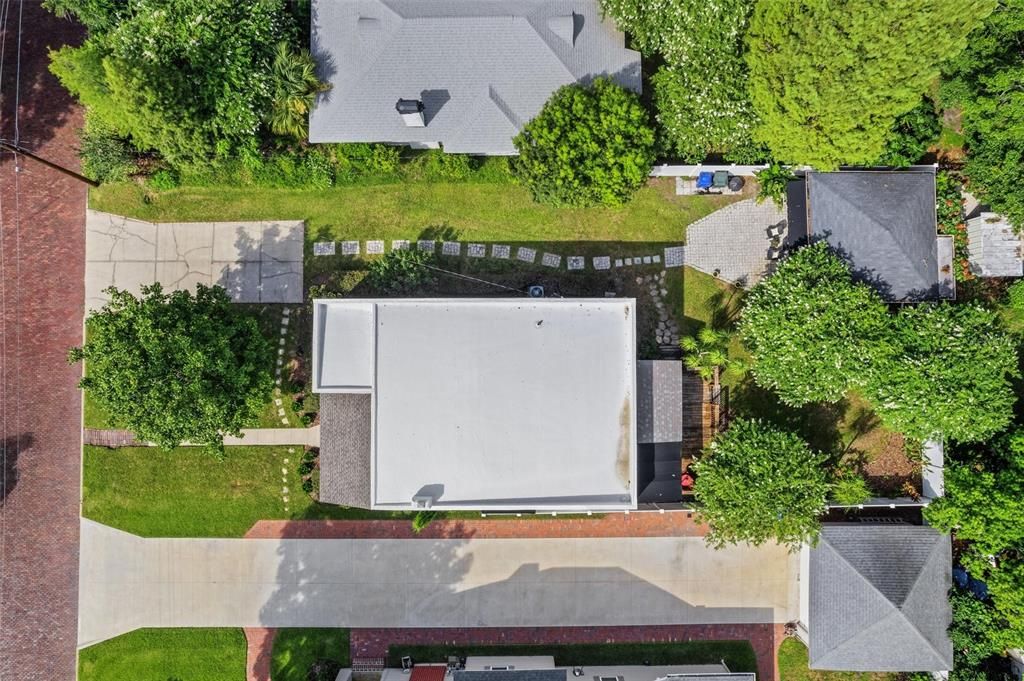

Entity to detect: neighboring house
[800,524,953,672]
[308,0,641,154]
[787,170,955,301]
[312,298,637,511]
[378,658,754,681]
[967,212,1023,277]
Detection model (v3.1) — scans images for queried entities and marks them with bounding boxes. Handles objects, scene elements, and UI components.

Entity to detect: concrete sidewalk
[84,426,320,448]
[78,519,799,648]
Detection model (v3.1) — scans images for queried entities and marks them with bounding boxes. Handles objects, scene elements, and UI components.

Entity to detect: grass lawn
[777,639,900,681]
[89,180,740,255]
[388,642,757,673]
[78,628,247,681]
[82,445,417,537]
[272,629,350,681]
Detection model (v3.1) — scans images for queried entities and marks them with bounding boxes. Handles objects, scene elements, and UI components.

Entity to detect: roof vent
[396,98,425,127]
[357,16,381,31]
[547,14,578,45]
[411,494,434,509]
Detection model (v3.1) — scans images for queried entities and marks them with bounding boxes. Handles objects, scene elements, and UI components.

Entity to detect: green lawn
[82,445,416,537]
[388,642,757,673]
[90,180,740,253]
[78,628,247,681]
[777,639,901,681]
[272,628,350,681]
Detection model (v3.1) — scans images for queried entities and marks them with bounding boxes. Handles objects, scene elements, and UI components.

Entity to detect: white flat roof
[313,298,637,511]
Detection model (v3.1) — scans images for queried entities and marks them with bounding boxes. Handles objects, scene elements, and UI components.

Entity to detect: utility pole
[0,140,99,187]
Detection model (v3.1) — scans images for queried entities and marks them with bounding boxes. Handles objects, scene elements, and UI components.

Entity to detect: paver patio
[85,210,304,309]
[683,199,787,287]
[79,519,799,648]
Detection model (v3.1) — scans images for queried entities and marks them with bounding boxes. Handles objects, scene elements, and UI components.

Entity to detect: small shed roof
[967,212,1022,277]
[318,393,372,508]
[636,360,683,444]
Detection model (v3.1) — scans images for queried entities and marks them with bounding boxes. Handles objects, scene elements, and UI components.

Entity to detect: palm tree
[680,327,738,394]
[268,43,331,140]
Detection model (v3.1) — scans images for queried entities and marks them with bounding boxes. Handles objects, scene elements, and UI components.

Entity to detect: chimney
[396,98,425,127]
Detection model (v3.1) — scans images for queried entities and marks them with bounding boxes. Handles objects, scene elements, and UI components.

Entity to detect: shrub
[513,78,656,206]
[754,162,794,206]
[411,510,438,534]
[407,150,473,182]
[78,114,137,182]
[1007,279,1024,312]
[695,419,829,549]
[875,97,941,167]
[268,42,330,140]
[366,248,436,295]
[830,472,872,506]
[148,169,180,191]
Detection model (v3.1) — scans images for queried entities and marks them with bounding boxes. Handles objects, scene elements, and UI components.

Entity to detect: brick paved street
[0,5,86,680]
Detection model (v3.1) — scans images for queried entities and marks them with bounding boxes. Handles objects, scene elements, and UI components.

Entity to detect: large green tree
[49,0,293,165]
[695,419,829,549]
[745,0,995,168]
[513,78,656,207]
[69,284,272,451]
[926,431,1024,649]
[866,303,1018,443]
[738,241,891,406]
[941,0,1024,229]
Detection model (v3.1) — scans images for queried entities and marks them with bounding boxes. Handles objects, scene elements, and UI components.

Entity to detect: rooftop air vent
[396,98,425,127]
[547,13,578,45]
[411,494,434,509]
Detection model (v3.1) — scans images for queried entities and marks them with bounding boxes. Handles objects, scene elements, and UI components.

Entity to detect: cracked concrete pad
[156,261,213,293]
[156,222,215,263]
[86,210,157,261]
[85,261,116,310]
[111,262,157,297]
[215,262,261,303]
[261,221,304,262]
[213,223,264,262]
[260,260,302,303]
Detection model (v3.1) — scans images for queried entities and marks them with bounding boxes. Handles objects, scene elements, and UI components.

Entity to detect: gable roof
[809,524,953,672]
[309,0,641,154]
[805,171,942,301]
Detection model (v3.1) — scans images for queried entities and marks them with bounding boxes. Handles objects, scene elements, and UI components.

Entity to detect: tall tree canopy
[695,419,829,550]
[69,284,272,451]
[745,0,995,168]
[738,241,890,406]
[866,303,1018,443]
[49,0,295,165]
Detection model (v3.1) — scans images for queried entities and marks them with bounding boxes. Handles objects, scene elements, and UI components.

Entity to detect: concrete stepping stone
[341,240,360,256]
[653,254,661,264]
[664,246,685,268]
[313,241,335,256]
[517,247,537,263]
[418,239,436,253]
[442,241,461,256]
[468,243,486,258]
[567,256,585,271]
[614,259,623,268]
[492,244,511,259]
[625,257,634,266]
[366,240,385,255]
[643,256,653,264]
[542,253,561,268]
[593,256,611,270]
[391,240,409,251]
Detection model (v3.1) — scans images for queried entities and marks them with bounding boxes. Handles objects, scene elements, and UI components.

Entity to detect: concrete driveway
[79,520,799,647]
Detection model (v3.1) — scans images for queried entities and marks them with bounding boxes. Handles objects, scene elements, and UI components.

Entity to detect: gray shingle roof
[806,171,942,301]
[967,213,1023,277]
[809,524,953,672]
[636,360,683,444]
[309,0,641,154]
[318,393,372,508]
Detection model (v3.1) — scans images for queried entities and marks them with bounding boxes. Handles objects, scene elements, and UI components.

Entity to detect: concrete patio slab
[78,519,799,648]
[86,211,305,309]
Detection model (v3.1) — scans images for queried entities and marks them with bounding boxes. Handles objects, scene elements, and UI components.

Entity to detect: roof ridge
[525,4,580,81]
[818,608,949,670]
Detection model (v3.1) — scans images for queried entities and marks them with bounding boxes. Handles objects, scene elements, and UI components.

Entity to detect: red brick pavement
[0,5,86,681]
[350,625,787,681]
[245,512,709,540]
[245,627,277,681]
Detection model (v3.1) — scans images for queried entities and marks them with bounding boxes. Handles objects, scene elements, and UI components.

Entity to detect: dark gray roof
[806,171,941,301]
[636,360,683,444]
[809,524,953,672]
[967,213,1023,277]
[318,393,372,508]
[309,0,641,154]
[456,671,566,681]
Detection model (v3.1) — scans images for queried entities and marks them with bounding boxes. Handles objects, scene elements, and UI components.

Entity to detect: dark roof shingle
[318,392,372,508]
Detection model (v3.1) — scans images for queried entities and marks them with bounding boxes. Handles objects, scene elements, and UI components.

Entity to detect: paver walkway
[80,519,799,648]
[0,6,86,680]
[683,199,787,287]
[83,426,320,448]
[85,210,305,309]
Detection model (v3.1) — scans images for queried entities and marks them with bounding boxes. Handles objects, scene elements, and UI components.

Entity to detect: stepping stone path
[567,256,585,271]
[638,271,679,348]
[392,240,409,251]
[275,308,293,424]
[418,240,436,253]
[593,256,611,270]
[542,253,561,268]
[442,241,461,256]
[366,240,385,255]
[492,244,511,259]
[313,241,335,256]
[341,240,360,256]
[516,247,537,263]
[467,243,486,258]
